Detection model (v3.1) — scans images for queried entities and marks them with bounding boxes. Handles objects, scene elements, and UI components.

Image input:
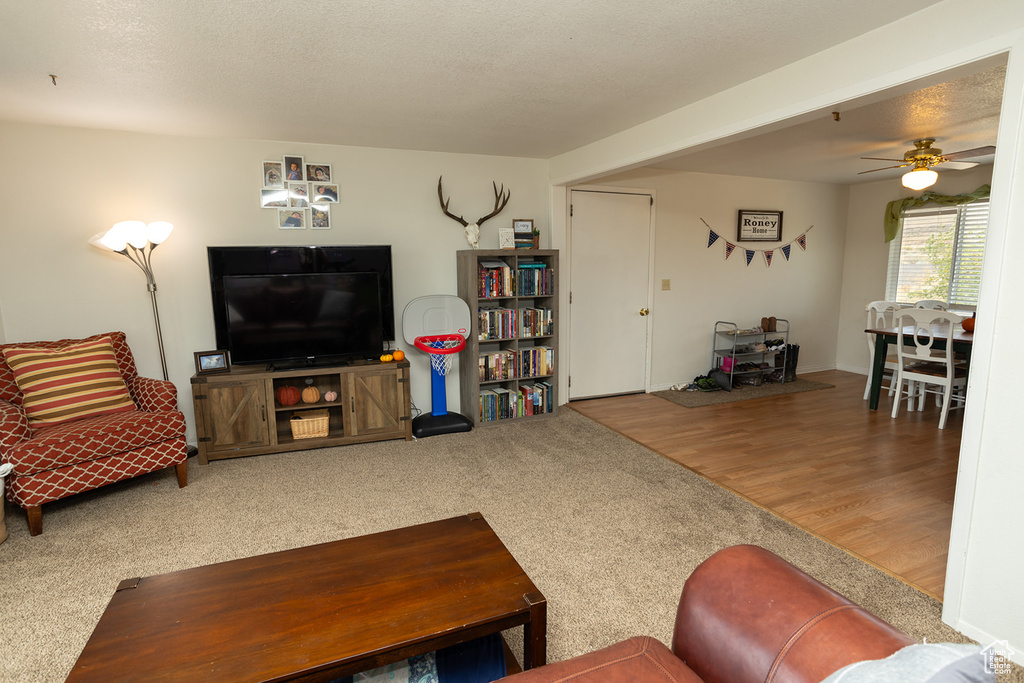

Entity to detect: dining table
[865,324,974,410]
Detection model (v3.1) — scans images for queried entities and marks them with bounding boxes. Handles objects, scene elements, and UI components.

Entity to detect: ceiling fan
[859,138,996,190]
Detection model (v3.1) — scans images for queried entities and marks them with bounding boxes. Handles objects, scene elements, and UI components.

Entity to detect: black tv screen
[208,245,394,367]
[223,272,383,365]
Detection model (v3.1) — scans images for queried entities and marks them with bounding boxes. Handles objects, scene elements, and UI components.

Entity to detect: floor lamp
[88,220,174,381]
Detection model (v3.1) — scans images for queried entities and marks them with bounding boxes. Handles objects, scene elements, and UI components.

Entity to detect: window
[885,199,988,308]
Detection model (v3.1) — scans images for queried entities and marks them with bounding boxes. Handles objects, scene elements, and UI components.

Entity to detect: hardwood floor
[569,369,962,600]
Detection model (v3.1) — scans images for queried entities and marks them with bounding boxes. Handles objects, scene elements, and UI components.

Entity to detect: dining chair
[863,301,905,401]
[914,299,948,310]
[890,309,966,430]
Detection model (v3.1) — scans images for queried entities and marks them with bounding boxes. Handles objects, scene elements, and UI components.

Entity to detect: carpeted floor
[653,377,834,407]
[0,410,1003,681]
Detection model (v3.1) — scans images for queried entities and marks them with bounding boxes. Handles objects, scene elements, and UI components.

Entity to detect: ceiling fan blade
[942,145,996,160]
[860,156,906,162]
[941,160,980,171]
[857,163,911,175]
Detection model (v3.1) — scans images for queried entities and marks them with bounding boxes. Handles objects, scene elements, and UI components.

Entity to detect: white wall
[0,121,549,439]
[835,165,993,374]
[582,168,848,388]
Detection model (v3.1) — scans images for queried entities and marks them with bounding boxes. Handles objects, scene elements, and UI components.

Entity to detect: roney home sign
[737,210,783,241]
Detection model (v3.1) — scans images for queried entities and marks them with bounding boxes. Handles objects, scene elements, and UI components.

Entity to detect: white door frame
[566,184,657,398]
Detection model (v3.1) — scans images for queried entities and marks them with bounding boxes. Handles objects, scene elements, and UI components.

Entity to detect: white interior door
[569,189,652,399]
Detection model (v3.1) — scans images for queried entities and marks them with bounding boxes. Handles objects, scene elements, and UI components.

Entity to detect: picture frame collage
[261,155,339,230]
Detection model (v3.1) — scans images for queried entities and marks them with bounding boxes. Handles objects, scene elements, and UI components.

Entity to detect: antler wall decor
[437,176,510,248]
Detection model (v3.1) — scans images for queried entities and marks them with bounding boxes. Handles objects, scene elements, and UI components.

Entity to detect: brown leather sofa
[504,545,916,683]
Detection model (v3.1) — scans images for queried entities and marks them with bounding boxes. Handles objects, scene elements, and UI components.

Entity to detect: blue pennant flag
[782,244,792,261]
[744,249,755,266]
[707,230,720,248]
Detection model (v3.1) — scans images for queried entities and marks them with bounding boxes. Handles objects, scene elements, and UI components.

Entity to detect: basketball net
[414,334,466,376]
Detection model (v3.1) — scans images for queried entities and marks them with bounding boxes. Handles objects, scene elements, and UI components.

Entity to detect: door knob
[639,308,650,316]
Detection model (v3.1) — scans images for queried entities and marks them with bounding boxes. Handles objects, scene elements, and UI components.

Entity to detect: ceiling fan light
[902,168,938,191]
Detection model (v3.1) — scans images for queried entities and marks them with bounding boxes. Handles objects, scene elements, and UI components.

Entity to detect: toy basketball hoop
[402,295,473,437]
[414,334,466,376]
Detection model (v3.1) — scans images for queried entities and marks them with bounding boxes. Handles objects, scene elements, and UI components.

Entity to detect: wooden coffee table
[67,513,546,682]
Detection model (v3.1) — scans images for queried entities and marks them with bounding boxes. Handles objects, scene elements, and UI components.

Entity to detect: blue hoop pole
[430,362,447,416]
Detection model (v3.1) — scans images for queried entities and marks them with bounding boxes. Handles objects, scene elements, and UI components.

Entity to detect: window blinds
[885,200,988,306]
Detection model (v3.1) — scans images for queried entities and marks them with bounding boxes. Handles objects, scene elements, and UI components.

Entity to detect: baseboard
[836,362,869,376]
[949,618,1023,668]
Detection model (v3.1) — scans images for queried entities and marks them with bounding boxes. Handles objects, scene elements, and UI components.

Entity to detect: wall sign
[737,210,783,241]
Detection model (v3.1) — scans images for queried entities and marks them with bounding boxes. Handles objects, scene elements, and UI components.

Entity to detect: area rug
[653,378,835,408]
[0,409,972,681]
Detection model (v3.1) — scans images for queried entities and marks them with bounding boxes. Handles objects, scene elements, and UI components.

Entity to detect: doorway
[568,188,654,400]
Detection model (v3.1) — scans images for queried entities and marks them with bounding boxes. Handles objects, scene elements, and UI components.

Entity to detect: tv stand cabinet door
[344,365,411,440]
[192,376,270,462]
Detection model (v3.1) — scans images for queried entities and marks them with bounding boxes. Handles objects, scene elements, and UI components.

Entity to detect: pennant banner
[699,218,814,267]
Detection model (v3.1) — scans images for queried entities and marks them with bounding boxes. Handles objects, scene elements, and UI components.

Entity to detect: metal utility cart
[711,320,790,386]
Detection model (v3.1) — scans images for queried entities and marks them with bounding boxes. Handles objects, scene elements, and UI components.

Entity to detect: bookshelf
[457,249,558,426]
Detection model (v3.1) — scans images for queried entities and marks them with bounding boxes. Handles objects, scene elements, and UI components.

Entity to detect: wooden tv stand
[191,361,412,464]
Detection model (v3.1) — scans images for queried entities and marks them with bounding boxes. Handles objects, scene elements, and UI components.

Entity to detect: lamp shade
[902,168,938,191]
[147,221,174,244]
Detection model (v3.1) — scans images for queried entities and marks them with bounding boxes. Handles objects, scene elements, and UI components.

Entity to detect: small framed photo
[737,210,783,241]
[306,164,332,183]
[310,204,331,230]
[288,182,309,207]
[499,227,515,249]
[279,208,306,229]
[513,219,534,236]
[283,155,305,181]
[312,183,339,203]
[262,161,283,188]
[260,187,288,208]
[194,350,230,375]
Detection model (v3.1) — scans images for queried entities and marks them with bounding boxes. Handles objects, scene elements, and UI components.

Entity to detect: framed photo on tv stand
[195,350,230,375]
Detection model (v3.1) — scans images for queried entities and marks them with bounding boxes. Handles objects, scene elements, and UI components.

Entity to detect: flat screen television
[208,245,394,368]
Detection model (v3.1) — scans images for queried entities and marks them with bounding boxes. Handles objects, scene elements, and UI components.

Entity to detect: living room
[1,0,1023,679]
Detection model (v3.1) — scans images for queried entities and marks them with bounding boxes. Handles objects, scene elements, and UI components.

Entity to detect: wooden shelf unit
[457,249,558,426]
[191,361,412,464]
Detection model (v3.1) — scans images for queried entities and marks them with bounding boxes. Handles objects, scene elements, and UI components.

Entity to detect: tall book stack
[478,260,513,298]
[516,263,551,296]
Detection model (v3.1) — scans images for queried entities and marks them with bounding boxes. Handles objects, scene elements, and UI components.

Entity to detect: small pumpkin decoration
[962,313,976,332]
[392,349,405,361]
[380,353,394,362]
[276,385,301,406]
[323,390,338,402]
[301,386,321,404]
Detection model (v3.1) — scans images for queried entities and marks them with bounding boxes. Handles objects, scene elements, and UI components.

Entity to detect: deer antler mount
[438,176,510,249]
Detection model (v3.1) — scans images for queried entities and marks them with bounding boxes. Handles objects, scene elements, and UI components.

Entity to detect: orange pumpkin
[380,353,393,362]
[276,385,301,406]
[962,315,976,332]
[301,386,321,403]
[392,349,405,361]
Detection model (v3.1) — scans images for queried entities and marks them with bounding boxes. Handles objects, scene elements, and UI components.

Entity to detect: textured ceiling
[650,61,1006,185]
[0,0,944,159]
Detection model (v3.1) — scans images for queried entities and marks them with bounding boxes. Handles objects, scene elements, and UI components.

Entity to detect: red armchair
[0,331,187,536]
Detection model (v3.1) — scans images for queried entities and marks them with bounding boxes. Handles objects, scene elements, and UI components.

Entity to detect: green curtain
[883,184,991,242]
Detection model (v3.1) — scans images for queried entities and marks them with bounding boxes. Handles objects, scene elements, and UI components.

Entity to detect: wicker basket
[289,409,330,439]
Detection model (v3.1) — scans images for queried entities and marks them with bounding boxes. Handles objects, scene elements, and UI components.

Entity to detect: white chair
[890,309,966,430]
[914,299,948,310]
[863,301,905,401]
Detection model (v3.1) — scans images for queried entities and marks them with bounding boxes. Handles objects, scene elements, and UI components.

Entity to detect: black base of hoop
[412,412,473,438]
